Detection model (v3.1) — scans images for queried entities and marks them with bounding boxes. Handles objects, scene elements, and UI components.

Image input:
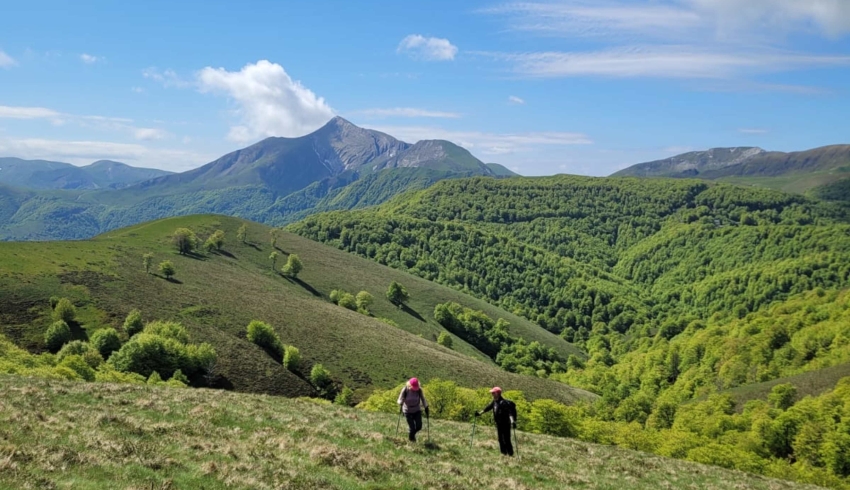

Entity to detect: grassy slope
[722,363,850,411]
[0,214,588,403]
[0,375,818,490]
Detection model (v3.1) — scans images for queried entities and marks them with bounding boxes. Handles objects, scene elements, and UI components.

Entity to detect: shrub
[246,320,284,359]
[768,383,798,410]
[49,296,60,309]
[329,289,341,304]
[147,371,164,385]
[53,298,76,323]
[310,364,334,398]
[94,363,146,384]
[57,341,102,368]
[527,399,579,437]
[90,328,121,360]
[171,369,190,385]
[59,354,96,382]
[338,293,357,311]
[159,260,176,279]
[334,386,355,406]
[237,224,248,243]
[386,281,410,306]
[437,332,453,349]
[143,321,190,344]
[172,228,198,254]
[377,317,400,328]
[205,229,225,252]
[83,349,104,369]
[269,251,279,270]
[283,345,301,372]
[108,331,215,380]
[355,291,374,312]
[282,254,303,277]
[123,309,144,337]
[44,320,72,351]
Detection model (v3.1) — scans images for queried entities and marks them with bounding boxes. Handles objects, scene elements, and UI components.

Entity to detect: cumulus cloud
[355,107,461,119]
[0,50,17,68]
[80,53,102,64]
[197,60,335,142]
[397,35,458,61]
[508,95,525,104]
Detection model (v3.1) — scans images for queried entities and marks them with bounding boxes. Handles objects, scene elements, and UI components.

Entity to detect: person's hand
[474,411,481,417]
[512,421,517,429]
[425,407,430,417]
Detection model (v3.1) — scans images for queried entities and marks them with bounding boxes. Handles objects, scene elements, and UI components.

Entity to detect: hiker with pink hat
[475,386,518,456]
[397,377,429,442]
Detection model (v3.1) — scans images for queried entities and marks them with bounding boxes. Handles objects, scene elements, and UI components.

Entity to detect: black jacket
[481,398,517,424]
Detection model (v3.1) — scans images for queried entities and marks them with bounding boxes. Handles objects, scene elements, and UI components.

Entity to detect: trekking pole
[395,409,402,438]
[469,415,477,449]
[426,413,431,443]
[513,425,520,457]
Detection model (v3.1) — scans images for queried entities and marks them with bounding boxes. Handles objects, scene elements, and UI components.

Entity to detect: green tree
[768,383,798,410]
[386,281,410,306]
[172,228,198,255]
[527,399,578,437]
[59,354,96,382]
[437,331,454,349]
[283,345,301,372]
[123,309,144,337]
[237,224,248,244]
[355,291,374,312]
[159,260,176,279]
[90,328,121,360]
[53,298,76,323]
[282,254,303,277]
[269,251,279,270]
[329,289,342,304]
[338,292,357,311]
[142,253,154,274]
[44,320,72,351]
[270,230,278,249]
[206,229,225,251]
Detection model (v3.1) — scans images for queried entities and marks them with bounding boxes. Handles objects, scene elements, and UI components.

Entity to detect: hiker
[397,377,429,442]
[475,387,517,456]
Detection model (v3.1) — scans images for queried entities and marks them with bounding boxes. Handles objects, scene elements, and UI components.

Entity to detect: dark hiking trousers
[405,411,423,441]
[496,421,514,456]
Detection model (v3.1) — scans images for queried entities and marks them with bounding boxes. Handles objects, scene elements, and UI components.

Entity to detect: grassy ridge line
[0,375,817,490]
[0,214,587,402]
[721,363,850,411]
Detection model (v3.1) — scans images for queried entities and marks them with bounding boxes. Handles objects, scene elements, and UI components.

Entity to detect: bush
[59,354,96,382]
[90,328,121,360]
[527,399,579,437]
[123,309,144,337]
[57,341,102,368]
[44,320,72,351]
[205,229,225,252]
[769,383,798,410]
[338,293,357,311]
[49,296,60,309]
[159,260,176,279]
[172,228,198,254]
[237,224,248,243]
[147,371,164,385]
[386,281,410,306]
[330,289,341,304]
[283,345,301,372]
[108,331,215,380]
[437,332,453,349]
[246,320,284,359]
[53,298,76,323]
[334,386,355,406]
[310,363,334,398]
[143,253,154,273]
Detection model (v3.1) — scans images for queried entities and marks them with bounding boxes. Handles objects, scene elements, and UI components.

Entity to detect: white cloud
[739,128,769,134]
[492,47,850,79]
[0,106,62,119]
[508,95,525,105]
[0,136,213,171]
[354,108,462,119]
[367,124,591,158]
[0,50,15,68]
[131,86,145,94]
[688,0,850,37]
[143,67,191,88]
[197,60,335,142]
[134,128,169,141]
[80,53,102,64]
[397,35,458,61]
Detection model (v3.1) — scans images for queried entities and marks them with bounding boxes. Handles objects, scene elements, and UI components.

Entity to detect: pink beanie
[409,378,420,390]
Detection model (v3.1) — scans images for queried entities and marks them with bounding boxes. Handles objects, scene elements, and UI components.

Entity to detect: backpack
[402,387,424,407]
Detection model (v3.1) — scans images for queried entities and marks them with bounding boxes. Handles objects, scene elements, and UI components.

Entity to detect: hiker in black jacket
[476,386,517,456]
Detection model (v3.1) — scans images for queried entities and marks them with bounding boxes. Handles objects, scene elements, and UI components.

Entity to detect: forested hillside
[290,175,850,485]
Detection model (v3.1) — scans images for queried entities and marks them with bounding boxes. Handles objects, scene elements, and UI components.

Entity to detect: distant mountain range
[612,145,850,199]
[0,158,172,190]
[0,117,509,241]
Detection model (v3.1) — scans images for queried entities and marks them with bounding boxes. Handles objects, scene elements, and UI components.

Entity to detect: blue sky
[1,0,849,176]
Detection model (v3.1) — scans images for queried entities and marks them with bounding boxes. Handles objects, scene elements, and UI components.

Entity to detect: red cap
[409,378,420,390]
[490,386,502,394]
